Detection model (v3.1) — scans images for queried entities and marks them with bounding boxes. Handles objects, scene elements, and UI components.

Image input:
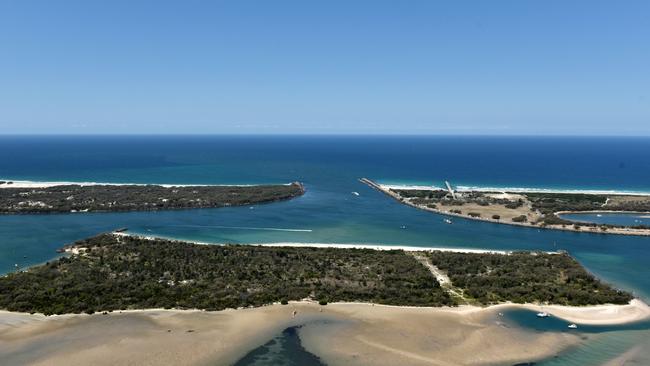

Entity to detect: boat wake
[167,224,313,232]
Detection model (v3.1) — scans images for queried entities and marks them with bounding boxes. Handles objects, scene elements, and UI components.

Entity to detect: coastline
[5,232,650,365]
[0,178,293,189]
[2,300,648,366]
[379,183,650,197]
[4,298,647,328]
[114,232,514,254]
[362,179,650,237]
[556,209,650,215]
[66,232,650,325]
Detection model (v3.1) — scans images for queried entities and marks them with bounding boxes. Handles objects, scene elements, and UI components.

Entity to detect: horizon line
[1,133,650,138]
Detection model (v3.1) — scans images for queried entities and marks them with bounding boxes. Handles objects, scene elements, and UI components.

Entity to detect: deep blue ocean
[1,135,650,365]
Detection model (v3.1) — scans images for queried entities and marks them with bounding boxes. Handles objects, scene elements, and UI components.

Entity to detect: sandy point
[2,299,648,366]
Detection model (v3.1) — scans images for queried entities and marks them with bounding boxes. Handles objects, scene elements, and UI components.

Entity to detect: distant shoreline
[379,183,650,197]
[0,180,304,215]
[362,179,650,237]
[0,178,292,189]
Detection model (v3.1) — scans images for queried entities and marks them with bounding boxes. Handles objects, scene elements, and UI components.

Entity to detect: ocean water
[1,135,650,365]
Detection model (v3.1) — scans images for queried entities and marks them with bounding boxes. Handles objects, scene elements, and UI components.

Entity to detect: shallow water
[560,212,650,227]
[233,325,325,366]
[2,135,650,365]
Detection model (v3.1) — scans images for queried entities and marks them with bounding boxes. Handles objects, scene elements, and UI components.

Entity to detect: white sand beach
[112,232,516,254]
[365,180,650,237]
[259,242,512,254]
[380,183,650,197]
[3,299,647,366]
[0,179,288,189]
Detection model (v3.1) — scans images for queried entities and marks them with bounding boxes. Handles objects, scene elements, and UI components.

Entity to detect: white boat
[568,323,578,329]
[444,218,453,224]
[351,191,360,196]
[536,312,549,318]
[596,214,602,217]
[400,225,407,229]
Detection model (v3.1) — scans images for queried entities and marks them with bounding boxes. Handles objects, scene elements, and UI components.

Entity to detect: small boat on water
[351,191,360,196]
[568,323,578,329]
[400,225,407,229]
[444,218,453,224]
[596,214,603,217]
[536,311,549,318]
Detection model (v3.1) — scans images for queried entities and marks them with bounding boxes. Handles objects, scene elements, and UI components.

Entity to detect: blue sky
[0,1,648,135]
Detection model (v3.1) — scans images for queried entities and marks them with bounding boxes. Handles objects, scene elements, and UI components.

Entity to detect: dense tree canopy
[0,183,304,214]
[0,234,451,315]
[429,251,632,305]
[0,235,633,315]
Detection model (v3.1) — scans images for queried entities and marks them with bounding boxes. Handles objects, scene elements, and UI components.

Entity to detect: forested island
[0,233,632,315]
[360,179,650,236]
[0,182,304,214]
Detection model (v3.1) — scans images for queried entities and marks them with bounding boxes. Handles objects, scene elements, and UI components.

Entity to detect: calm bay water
[560,212,650,227]
[1,135,650,365]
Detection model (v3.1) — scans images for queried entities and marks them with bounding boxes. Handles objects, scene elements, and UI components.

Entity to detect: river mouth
[558,212,650,227]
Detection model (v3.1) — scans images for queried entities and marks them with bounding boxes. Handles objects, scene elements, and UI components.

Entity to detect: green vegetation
[505,200,524,209]
[525,193,650,227]
[525,192,606,225]
[512,215,528,223]
[387,186,650,230]
[0,234,451,315]
[428,251,632,306]
[0,234,634,315]
[0,183,304,214]
[392,189,447,200]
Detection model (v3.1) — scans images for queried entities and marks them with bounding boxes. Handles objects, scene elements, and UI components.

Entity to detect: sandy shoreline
[380,183,650,197]
[556,209,650,216]
[65,233,650,325]
[2,300,648,366]
[0,179,290,189]
[362,179,650,237]
[237,242,511,254]
[111,232,516,254]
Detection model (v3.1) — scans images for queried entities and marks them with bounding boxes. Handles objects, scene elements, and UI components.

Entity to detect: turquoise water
[560,212,650,227]
[502,309,650,334]
[1,135,650,365]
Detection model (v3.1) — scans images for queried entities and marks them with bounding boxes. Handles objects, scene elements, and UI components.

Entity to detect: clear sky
[1,0,648,135]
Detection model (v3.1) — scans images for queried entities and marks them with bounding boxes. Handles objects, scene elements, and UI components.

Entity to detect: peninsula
[360,178,650,236]
[1,233,647,366]
[0,233,633,315]
[0,180,304,214]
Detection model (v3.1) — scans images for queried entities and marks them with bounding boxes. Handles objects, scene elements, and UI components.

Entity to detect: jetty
[445,181,456,199]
